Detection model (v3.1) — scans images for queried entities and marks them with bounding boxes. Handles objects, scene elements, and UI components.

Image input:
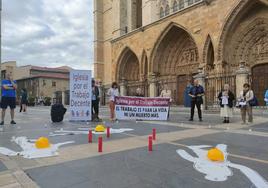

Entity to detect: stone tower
[93,0,158,83]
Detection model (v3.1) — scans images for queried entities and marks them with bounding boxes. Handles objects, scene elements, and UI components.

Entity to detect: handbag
[249,96,258,106]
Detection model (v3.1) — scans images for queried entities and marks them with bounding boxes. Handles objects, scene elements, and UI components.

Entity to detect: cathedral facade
[94,0,268,106]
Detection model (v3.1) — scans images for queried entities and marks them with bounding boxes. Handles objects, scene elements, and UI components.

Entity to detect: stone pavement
[0,106,267,187]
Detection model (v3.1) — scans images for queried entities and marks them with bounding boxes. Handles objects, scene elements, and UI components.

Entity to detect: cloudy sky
[2,0,93,70]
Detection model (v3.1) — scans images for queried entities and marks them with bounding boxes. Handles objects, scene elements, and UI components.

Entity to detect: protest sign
[115,96,170,120]
[69,70,92,121]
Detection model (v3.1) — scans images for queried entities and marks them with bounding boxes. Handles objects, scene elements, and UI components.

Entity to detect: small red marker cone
[152,128,156,140]
[148,136,153,152]
[88,130,92,143]
[107,127,110,138]
[98,137,103,152]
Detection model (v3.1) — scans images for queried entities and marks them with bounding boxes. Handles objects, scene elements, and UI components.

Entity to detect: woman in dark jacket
[218,84,235,123]
[20,88,28,112]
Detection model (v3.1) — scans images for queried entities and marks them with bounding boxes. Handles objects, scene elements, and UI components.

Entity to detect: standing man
[92,79,101,121]
[188,79,205,122]
[0,73,17,125]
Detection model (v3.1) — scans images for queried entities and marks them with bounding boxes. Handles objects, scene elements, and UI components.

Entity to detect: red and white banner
[115,96,170,120]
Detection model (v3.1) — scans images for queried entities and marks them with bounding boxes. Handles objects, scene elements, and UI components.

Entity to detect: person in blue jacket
[265,89,268,106]
[184,82,192,107]
[0,73,17,125]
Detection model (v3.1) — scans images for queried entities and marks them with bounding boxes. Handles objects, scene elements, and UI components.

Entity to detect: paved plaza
[0,106,268,188]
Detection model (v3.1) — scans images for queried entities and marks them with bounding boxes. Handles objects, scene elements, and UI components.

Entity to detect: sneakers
[10,120,16,125]
[0,121,16,127]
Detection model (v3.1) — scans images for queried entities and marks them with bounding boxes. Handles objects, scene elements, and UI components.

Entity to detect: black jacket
[218,91,235,108]
[92,86,100,101]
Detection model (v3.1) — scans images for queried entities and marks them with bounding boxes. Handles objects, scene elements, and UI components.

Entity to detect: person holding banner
[160,83,172,99]
[135,88,144,97]
[188,79,204,122]
[107,82,120,121]
[160,83,172,119]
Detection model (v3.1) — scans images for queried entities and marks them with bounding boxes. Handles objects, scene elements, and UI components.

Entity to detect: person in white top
[160,83,172,119]
[135,88,144,97]
[217,84,235,123]
[160,84,172,100]
[238,83,254,124]
[107,82,120,121]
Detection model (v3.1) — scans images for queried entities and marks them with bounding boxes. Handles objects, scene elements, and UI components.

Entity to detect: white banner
[115,96,170,121]
[69,70,92,121]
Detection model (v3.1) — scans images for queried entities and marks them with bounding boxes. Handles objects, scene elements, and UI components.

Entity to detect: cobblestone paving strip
[0,106,267,187]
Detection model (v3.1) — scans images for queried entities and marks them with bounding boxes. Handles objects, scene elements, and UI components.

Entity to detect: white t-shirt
[160,90,171,97]
[160,90,172,102]
[239,90,254,102]
[222,96,228,105]
[107,88,119,101]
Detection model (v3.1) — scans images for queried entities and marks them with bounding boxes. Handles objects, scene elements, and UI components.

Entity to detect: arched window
[207,41,215,69]
[179,0,184,9]
[160,7,165,18]
[173,1,178,12]
[165,4,170,16]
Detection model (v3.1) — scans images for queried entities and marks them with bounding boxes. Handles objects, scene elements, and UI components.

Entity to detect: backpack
[51,104,67,122]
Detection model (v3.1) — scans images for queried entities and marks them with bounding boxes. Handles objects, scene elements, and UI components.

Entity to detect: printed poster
[69,70,92,121]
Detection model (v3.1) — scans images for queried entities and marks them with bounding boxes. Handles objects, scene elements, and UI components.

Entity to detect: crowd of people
[0,71,267,127]
[101,79,268,125]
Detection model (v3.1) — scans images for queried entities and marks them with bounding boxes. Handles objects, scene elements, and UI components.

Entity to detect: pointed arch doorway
[252,63,268,106]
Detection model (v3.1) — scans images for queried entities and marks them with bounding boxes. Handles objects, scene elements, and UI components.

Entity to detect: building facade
[94,0,268,106]
[1,61,71,105]
[1,61,29,80]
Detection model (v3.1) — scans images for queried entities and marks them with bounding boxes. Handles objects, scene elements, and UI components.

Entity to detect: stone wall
[94,0,268,104]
